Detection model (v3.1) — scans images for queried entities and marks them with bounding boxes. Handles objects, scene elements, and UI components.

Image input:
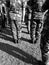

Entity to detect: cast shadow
[0,27,12,36]
[21,37,32,43]
[0,28,14,42]
[0,42,45,65]
[22,31,29,34]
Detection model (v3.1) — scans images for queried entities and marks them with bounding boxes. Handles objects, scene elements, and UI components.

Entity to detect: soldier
[27,0,44,43]
[5,0,18,43]
[10,1,22,43]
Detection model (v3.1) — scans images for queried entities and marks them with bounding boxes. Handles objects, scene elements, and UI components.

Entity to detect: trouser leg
[28,12,31,33]
[30,11,36,43]
[11,20,18,43]
[2,15,6,28]
[30,19,36,43]
[17,21,22,39]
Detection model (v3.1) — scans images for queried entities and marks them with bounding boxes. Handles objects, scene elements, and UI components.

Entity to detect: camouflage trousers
[30,12,44,44]
[10,19,21,43]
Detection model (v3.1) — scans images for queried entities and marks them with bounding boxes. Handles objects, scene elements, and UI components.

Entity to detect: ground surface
[0,22,42,65]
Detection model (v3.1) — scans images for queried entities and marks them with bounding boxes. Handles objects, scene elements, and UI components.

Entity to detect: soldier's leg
[11,20,18,43]
[2,14,5,28]
[27,20,30,34]
[35,19,44,44]
[4,15,7,27]
[14,20,22,43]
[28,12,32,34]
[7,9,10,26]
[27,12,31,34]
[17,21,22,41]
[27,18,29,33]
[35,20,41,42]
[24,13,29,33]
[30,18,36,43]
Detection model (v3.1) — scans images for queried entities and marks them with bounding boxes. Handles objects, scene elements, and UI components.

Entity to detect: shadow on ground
[0,42,45,65]
[0,27,31,43]
[0,27,12,35]
[21,37,32,43]
[22,31,29,34]
[0,27,14,42]
[0,26,45,65]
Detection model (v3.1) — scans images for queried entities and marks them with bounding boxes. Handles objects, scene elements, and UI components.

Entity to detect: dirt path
[0,22,42,65]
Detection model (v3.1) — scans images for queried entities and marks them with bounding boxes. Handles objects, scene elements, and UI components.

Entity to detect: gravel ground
[0,23,42,65]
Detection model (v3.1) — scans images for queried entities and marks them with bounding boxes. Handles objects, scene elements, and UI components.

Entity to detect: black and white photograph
[0,0,49,65]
